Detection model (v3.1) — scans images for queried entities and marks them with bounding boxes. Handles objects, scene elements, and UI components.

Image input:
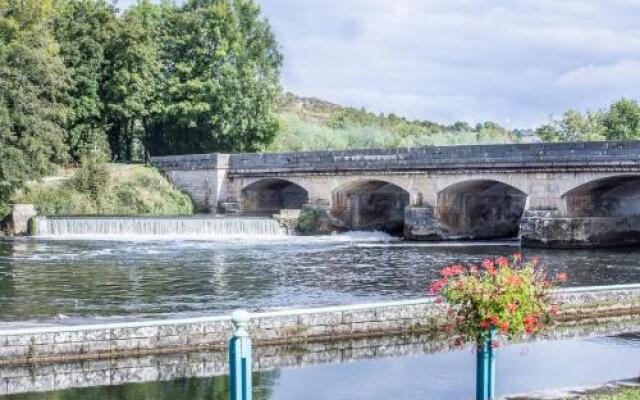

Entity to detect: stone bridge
[151,141,640,248]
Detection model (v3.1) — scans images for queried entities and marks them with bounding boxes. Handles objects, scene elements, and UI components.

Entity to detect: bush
[295,209,324,234]
[429,254,566,345]
[71,157,110,208]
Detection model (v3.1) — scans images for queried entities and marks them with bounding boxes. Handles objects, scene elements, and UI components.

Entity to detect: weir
[33,216,286,238]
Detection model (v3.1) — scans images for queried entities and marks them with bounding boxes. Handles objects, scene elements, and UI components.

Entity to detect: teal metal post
[476,329,497,400]
[229,310,252,400]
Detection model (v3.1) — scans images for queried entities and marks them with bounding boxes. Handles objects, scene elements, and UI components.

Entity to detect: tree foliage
[145,0,282,155]
[0,0,70,213]
[53,0,117,161]
[536,98,640,142]
[0,0,282,215]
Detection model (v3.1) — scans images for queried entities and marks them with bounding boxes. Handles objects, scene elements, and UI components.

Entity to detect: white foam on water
[32,214,399,244]
[34,216,287,240]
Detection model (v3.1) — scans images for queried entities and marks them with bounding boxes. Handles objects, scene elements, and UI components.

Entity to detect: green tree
[145,0,283,155]
[102,0,163,160]
[536,109,605,142]
[53,0,118,161]
[602,97,640,140]
[0,0,70,214]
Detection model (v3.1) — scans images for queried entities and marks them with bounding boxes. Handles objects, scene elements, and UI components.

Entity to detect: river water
[2,233,640,322]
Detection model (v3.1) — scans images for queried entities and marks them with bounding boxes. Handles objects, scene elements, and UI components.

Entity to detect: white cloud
[555,60,640,89]
[118,0,640,127]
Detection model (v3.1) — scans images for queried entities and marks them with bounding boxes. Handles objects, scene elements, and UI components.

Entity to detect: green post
[476,329,497,400]
[229,310,252,400]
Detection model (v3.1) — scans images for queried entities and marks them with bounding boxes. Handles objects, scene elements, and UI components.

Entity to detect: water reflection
[2,329,640,400]
[1,237,640,321]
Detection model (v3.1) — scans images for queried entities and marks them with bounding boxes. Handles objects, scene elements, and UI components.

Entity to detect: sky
[117,0,640,128]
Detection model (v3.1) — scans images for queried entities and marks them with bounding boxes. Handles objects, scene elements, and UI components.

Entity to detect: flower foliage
[429,254,566,345]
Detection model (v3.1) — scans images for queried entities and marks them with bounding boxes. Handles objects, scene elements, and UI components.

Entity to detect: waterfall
[33,216,287,238]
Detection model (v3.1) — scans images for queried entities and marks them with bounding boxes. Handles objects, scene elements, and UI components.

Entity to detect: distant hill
[268,93,523,152]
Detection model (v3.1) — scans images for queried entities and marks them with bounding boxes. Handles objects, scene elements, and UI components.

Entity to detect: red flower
[495,256,509,268]
[454,338,464,347]
[479,319,491,329]
[525,325,535,334]
[481,259,494,270]
[550,304,559,316]
[429,278,448,294]
[512,252,523,263]
[499,321,509,332]
[523,314,539,326]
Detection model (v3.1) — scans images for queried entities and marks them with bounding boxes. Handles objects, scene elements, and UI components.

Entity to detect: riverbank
[1,284,639,366]
[8,164,193,219]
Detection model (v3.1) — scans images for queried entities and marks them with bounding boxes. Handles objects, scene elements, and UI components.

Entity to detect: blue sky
[117,0,640,128]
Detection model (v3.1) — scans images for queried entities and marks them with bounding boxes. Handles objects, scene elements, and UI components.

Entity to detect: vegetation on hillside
[12,163,193,216]
[591,388,640,400]
[269,94,519,151]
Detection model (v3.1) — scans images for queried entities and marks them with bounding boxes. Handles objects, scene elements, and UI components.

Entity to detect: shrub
[71,157,110,207]
[295,209,323,234]
[429,254,565,345]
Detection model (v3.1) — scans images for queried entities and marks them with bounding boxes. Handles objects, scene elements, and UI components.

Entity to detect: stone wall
[1,204,36,236]
[151,154,229,212]
[1,285,640,366]
[4,315,640,396]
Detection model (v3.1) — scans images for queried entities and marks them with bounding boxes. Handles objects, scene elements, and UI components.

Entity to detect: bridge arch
[562,175,640,218]
[241,178,309,214]
[436,179,527,239]
[330,179,410,234]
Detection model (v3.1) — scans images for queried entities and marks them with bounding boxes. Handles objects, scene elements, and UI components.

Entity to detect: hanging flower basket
[429,253,566,400]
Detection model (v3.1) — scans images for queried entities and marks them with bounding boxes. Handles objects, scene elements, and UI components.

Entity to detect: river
[2,233,640,323]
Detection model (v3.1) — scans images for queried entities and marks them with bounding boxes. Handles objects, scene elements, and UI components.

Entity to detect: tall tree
[0,0,70,212]
[53,0,117,161]
[102,0,163,160]
[145,0,283,155]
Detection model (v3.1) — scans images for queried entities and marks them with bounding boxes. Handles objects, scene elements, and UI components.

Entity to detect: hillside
[268,93,522,152]
[11,164,194,216]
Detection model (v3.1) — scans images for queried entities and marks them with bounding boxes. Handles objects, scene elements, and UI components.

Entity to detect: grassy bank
[11,164,194,216]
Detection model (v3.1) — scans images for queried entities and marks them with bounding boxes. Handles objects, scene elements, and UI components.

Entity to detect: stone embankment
[1,284,639,366]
